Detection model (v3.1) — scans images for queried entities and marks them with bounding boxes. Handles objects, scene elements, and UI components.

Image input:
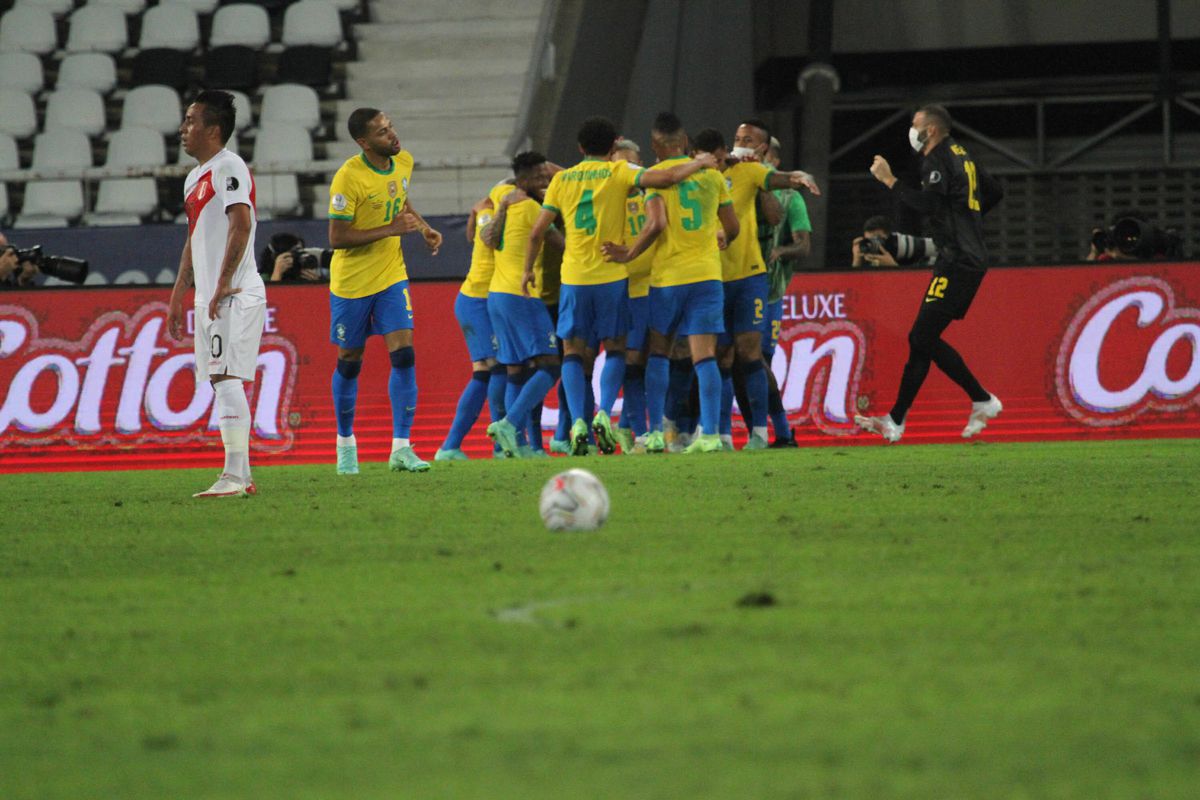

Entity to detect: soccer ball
[539,469,610,531]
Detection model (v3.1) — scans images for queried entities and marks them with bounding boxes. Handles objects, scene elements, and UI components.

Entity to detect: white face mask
[730,146,757,160]
[909,126,926,152]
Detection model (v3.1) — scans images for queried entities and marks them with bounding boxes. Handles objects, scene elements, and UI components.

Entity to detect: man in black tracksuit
[856,104,1004,443]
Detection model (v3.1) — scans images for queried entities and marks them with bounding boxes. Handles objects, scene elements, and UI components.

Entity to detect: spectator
[851,215,937,267]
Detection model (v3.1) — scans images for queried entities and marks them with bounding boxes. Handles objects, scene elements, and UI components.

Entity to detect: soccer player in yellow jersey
[693,121,820,450]
[327,108,442,474]
[523,116,717,455]
[610,138,653,453]
[481,152,566,458]
[603,112,740,453]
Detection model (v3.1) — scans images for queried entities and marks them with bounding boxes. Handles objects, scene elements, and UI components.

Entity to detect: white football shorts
[194,298,266,382]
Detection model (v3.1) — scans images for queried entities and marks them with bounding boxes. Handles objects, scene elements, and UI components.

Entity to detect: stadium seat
[65,5,128,54]
[56,52,118,94]
[325,0,362,10]
[204,46,261,91]
[0,133,18,222]
[138,3,200,51]
[91,0,149,14]
[0,6,57,55]
[277,46,332,88]
[252,124,311,217]
[259,84,321,131]
[282,0,343,48]
[0,52,44,95]
[14,0,75,15]
[88,126,165,225]
[209,3,270,48]
[44,88,108,137]
[121,85,182,135]
[0,89,37,139]
[15,129,93,229]
[230,90,253,132]
[163,0,220,13]
[132,48,191,90]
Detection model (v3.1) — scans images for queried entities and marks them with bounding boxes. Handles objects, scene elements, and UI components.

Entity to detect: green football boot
[549,438,571,455]
[644,430,666,453]
[336,444,359,475]
[614,426,635,454]
[743,433,769,451]
[486,418,520,457]
[683,433,723,454]
[388,446,430,473]
[434,448,468,461]
[591,409,617,454]
[570,418,590,456]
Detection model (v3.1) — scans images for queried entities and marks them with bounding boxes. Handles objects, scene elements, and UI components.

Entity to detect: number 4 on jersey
[575,189,597,236]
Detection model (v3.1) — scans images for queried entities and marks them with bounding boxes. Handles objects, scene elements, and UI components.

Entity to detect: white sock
[752,425,768,440]
[215,380,251,483]
[337,434,357,448]
[392,437,410,451]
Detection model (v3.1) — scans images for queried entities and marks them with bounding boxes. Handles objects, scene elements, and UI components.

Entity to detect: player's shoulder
[394,149,414,173]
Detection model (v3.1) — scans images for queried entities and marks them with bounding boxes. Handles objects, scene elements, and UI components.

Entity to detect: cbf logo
[387,181,397,198]
[335,323,347,342]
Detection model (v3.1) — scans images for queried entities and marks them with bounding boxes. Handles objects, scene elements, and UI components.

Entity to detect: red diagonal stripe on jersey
[185,172,215,234]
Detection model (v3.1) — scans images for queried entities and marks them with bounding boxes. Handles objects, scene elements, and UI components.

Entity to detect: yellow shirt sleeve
[328,167,356,220]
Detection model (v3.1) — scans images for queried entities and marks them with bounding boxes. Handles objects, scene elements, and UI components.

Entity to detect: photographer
[1086,212,1182,262]
[852,215,938,268]
[1,232,88,288]
[0,233,37,288]
[259,231,331,282]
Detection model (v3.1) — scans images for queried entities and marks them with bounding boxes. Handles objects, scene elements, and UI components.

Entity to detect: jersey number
[210,333,223,359]
[963,160,981,211]
[404,288,413,312]
[926,276,949,301]
[575,189,597,236]
[679,180,702,231]
[754,298,764,323]
[628,213,646,237]
[382,197,404,222]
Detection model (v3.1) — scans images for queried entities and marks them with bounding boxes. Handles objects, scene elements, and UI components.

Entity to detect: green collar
[360,153,394,175]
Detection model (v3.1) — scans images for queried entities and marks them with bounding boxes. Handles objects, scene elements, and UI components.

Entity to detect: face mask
[730,146,757,160]
[908,126,926,152]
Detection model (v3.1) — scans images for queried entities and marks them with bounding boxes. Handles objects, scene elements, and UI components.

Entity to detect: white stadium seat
[0,6,57,55]
[0,52,44,94]
[15,129,93,229]
[65,5,128,54]
[15,0,75,16]
[44,88,107,137]
[121,85,182,135]
[210,4,271,49]
[230,90,253,132]
[0,89,37,139]
[89,126,166,225]
[138,3,200,51]
[0,133,19,221]
[282,0,343,48]
[252,124,312,217]
[259,84,321,131]
[56,53,118,94]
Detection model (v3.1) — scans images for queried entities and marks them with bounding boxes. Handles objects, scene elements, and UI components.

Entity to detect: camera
[859,232,938,264]
[283,246,331,281]
[859,236,885,255]
[12,245,89,284]
[1110,217,1183,260]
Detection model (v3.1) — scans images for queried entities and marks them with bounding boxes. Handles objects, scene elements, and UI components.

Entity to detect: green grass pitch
[2,439,1199,799]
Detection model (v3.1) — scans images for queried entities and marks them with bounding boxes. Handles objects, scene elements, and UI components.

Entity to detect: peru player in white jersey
[167,90,266,498]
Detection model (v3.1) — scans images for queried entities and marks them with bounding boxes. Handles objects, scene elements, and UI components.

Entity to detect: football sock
[719,367,733,436]
[331,358,361,437]
[694,356,721,436]
[743,359,769,430]
[214,379,251,483]
[933,341,991,402]
[623,363,647,435]
[554,380,571,441]
[666,357,694,423]
[487,363,507,421]
[388,347,417,439]
[645,354,670,432]
[528,402,545,450]
[598,350,626,415]
[336,434,356,448]
[562,354,588,422]
[768,380,790,440]
[507,364,559,433]
[392,437,410,450]
[891,309,953,424]
[442,369,488,450]
[584,372,597,442]
[732,364,753,432]
[505,369,530,446]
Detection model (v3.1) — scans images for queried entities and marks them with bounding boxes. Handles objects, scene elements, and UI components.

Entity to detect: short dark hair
[918,104,953,133]
[194,90,236,144]
[863,215,892,234]
[693,128,726,154]
[577,116,618,156]
[653,111,683,136]
[511,150,547,178]
[739,117,771,143]
[348,107,382,141]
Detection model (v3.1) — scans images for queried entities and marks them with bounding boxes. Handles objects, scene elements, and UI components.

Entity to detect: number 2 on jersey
[575,189,597,236]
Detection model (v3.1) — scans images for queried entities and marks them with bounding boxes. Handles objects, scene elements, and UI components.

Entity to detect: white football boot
[193,473,251,498]
[962,394,1003,438]
[854,413,905,443]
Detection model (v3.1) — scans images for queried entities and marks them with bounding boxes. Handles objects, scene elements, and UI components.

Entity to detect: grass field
[2,439,1199,799]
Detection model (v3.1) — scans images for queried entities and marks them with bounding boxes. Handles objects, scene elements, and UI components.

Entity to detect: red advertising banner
[1,262,1197,473]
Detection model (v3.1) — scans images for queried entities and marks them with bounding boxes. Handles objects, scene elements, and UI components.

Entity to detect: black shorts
[919,265,985,320]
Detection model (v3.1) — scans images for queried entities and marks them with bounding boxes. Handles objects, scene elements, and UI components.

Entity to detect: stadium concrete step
[369,0,542,24]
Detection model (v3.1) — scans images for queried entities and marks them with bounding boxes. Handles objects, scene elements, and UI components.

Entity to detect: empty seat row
[0,83,321,140]
[0,1,348,55]
[1,126,315,226]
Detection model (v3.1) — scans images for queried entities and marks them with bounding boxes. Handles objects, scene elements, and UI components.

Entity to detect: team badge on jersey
[402,177,409,192]
[332,193,347,211]
[928,170,942,184]
[627,201,638,213]
[387,181,397,198]
[196,182,208,201]
[226,176,239,191]
[725,177,734,189]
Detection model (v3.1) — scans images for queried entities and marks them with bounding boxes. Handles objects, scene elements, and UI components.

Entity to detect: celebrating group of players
[430,112,819,464]
[171,89,1003,495]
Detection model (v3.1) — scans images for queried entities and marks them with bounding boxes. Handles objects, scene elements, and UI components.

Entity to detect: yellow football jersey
[719,160,775,283]
[491,191,546,297]
[622,190,654,298]
[327,151,414,299]
[460,184,508,298]
[646,158,732,288]
[541,157,645,285]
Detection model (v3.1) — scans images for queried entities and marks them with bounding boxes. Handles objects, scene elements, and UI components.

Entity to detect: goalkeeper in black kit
[855,104,1004,443]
